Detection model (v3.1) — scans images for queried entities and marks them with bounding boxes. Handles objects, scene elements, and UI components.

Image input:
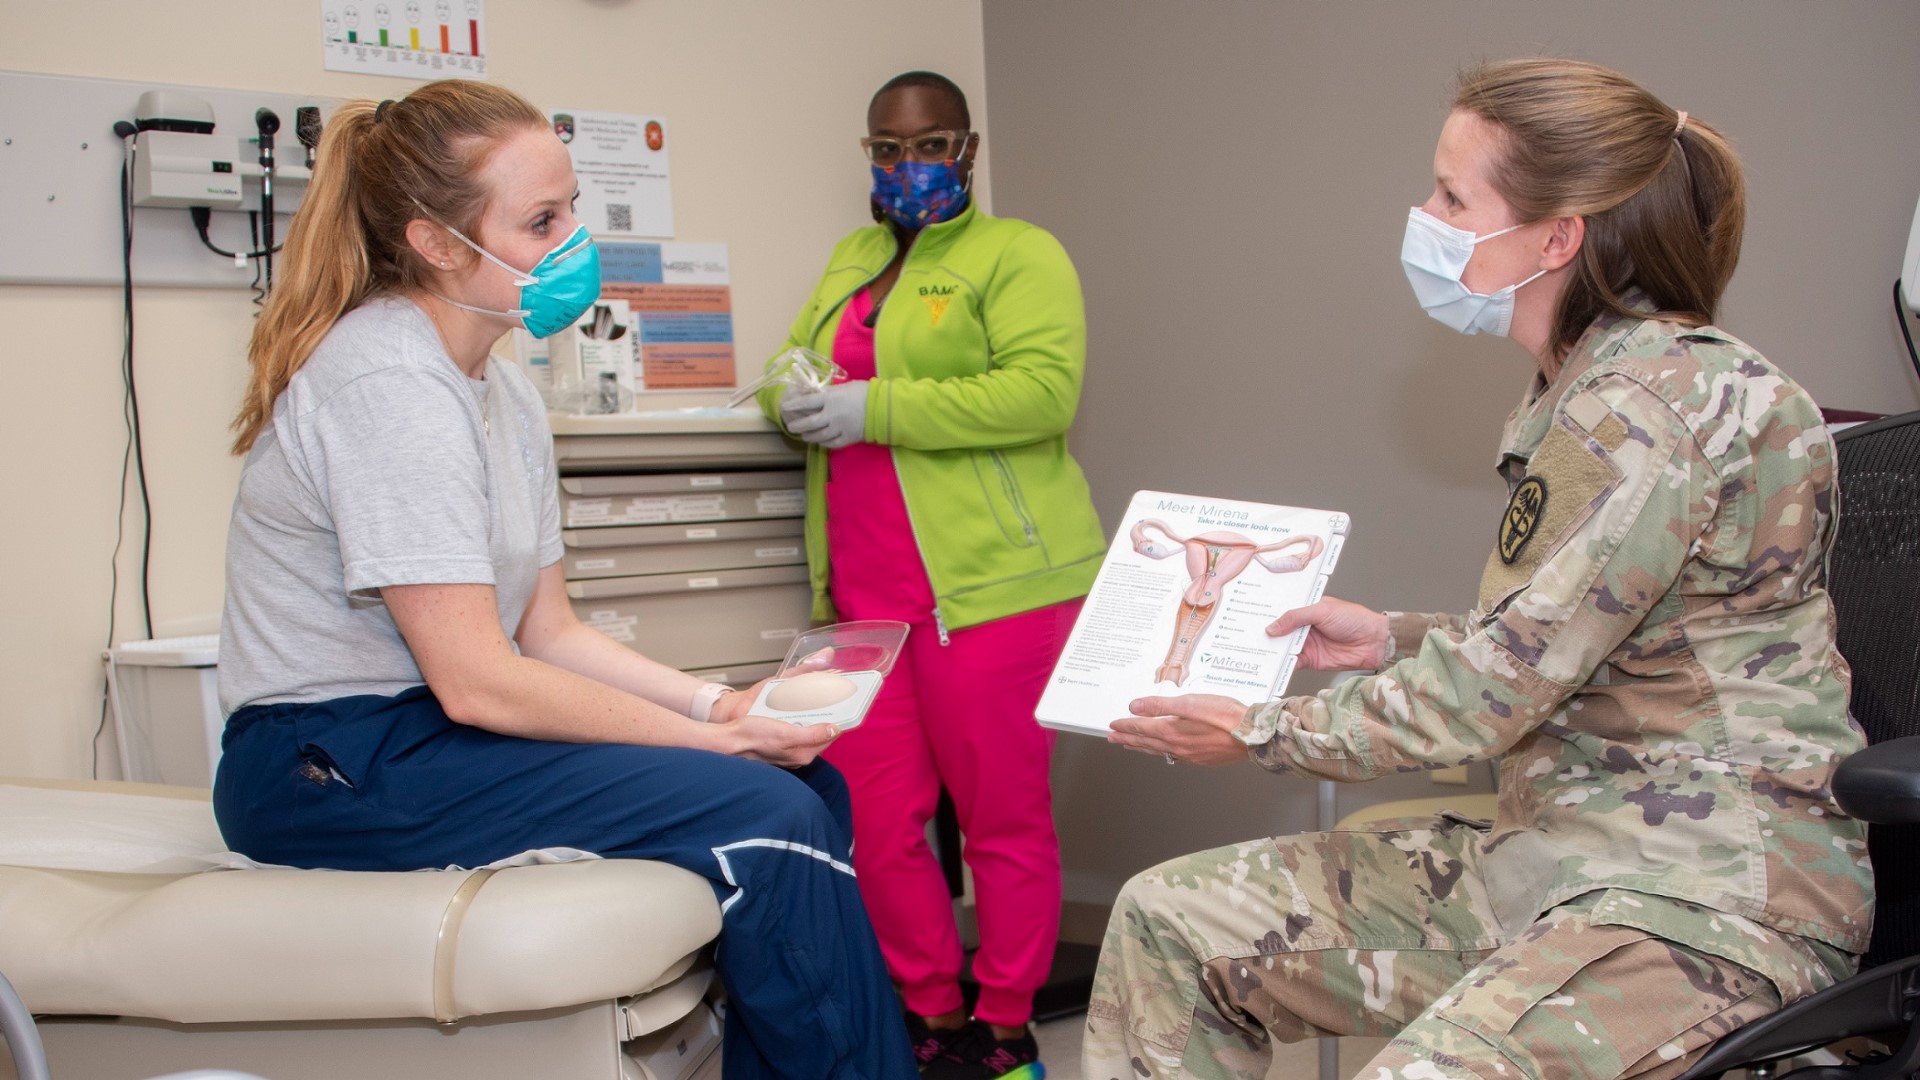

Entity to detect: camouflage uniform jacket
[1233,301,1873,955]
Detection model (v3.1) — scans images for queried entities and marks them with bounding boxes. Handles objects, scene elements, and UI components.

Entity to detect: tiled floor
[1035,1016,1391,1080]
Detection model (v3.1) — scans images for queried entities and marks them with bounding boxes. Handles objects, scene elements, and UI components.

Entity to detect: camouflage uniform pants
[1086,817,1839,1080]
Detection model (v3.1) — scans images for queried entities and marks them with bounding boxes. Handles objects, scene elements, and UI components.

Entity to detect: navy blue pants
[213,686,914,1080]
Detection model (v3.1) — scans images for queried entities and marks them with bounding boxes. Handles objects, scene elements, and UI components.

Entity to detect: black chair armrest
[1834,734,1920,824]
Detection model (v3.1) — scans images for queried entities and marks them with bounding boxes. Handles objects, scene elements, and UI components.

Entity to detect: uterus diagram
[1129,520,1325,687]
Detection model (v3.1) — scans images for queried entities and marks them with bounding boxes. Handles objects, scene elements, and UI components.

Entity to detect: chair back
[1830,410,1920,969]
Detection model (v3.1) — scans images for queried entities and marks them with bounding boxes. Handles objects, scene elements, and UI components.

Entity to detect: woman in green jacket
[760,70,1104,1080]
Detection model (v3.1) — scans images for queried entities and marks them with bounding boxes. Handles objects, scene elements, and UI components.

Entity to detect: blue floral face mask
[431,221,602,339]
[870,135,972,229]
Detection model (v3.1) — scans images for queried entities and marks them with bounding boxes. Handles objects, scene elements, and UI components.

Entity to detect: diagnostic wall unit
[0,70,342,288]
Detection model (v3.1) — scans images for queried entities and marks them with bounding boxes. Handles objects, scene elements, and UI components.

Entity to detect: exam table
[0,777,725,1080]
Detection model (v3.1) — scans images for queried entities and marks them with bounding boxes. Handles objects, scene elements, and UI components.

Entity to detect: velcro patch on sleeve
[1565,389,1630,451]
[1590,413,1629,451]
[1476,422,1621,616]
[1564,390,1611,433]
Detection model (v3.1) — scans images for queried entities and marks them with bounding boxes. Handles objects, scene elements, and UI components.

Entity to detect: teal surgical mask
[431,222,601,338]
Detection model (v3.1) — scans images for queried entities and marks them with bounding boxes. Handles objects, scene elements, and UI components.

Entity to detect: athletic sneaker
[922,1019,1045,1080]
[904,1011,968,1070]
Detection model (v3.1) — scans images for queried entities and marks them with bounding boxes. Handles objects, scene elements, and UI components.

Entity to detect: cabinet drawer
[573,576,814,670]
[562,535,806,580]
[561,470,804,496]
[553,431,801,471]
[560,471,806,529]
[565,563,809,601]
[562,519,806,580]
[563,517,804,550]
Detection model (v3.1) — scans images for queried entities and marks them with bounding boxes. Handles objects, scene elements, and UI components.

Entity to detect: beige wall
[0,0,991,778]
[13,0,1919,915]
[981,1,1920,905]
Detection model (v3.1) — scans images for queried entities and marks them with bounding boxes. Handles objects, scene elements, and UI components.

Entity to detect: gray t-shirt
[218,295,562,714]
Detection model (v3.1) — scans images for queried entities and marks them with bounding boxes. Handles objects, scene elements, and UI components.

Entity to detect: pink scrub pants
[822,598,1079,1027]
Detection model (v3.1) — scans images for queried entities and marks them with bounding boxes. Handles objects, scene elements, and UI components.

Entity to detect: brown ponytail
[1452,59,1747,358]
[231,81,546,454]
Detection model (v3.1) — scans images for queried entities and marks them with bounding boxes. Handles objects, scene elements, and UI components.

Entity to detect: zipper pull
[933,608,951,647]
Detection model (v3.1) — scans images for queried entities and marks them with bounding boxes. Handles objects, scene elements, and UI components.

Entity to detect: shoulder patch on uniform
[1477,424,1622,618]
[1498,476,1548,565]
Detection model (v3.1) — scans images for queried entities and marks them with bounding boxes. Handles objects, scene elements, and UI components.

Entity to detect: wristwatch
[689,682,736,723]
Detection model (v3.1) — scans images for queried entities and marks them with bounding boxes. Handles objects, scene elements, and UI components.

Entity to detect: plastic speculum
[727,347,844,408]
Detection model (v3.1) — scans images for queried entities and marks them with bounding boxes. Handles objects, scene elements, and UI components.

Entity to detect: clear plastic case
[744,620,910,730]
[727,346,844,409]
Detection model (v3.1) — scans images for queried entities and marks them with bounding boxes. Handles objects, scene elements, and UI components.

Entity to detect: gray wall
[983,1,1920,910]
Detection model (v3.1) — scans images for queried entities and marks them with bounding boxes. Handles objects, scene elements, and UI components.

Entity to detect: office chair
[1676,409,1920,1080]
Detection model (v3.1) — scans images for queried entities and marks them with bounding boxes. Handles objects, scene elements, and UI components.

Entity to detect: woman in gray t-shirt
[214,80,913,1080]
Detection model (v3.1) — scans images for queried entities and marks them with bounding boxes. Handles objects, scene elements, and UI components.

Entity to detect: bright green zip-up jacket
[759,201,1105,634]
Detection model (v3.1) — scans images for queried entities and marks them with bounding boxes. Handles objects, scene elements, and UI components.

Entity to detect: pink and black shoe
[904,1012,969,1071]
[922,1019,1045,1080]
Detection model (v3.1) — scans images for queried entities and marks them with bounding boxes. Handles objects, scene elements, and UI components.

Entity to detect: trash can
[103,634,221,788]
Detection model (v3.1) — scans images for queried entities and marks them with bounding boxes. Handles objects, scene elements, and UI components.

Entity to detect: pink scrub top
[824,287,937,621]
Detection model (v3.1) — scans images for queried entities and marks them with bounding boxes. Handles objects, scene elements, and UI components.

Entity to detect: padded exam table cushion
[0,777,722,1024]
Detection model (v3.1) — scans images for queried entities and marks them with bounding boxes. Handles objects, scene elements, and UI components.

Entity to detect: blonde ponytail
[1453,59,1748,358]
[232,103,376,454]
[230,81,546,454]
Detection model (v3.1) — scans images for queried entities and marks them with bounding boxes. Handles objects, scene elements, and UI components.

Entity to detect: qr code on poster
[605,203,633,232]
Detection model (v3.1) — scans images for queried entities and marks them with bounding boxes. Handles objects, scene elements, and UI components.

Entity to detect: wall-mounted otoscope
[295,106,322,170]
[255,107,279,292]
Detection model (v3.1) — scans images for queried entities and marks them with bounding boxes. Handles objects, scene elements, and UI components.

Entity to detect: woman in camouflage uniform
[1088,58,1873,1080]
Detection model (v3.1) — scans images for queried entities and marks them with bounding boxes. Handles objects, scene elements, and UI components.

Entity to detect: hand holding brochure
[1036,490,1349,735]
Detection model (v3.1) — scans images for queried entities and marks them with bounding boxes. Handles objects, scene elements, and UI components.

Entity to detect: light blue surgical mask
[431,222,601,338]
[1400,207,1546,337]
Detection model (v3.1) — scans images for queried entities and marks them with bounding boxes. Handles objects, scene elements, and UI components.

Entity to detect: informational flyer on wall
[1036,490,1350,736]
[519,241,735,404]
[549,108,673,238]
[596,240,735,392]
[321,0,489,80]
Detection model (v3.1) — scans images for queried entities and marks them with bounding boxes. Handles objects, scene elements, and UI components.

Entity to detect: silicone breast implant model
[766,671,858,711]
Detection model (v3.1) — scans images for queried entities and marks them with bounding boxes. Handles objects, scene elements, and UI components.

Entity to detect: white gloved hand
[784,382,869,450]
[778,386,827,434]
